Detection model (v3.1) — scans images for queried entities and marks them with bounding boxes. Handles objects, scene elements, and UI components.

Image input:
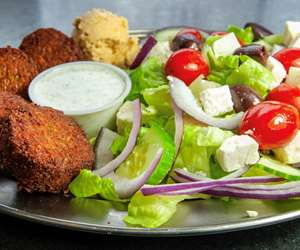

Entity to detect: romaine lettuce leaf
[226,56,275,97]
[227,25,254,44]
[174,125,233,176]
[124,192,187,228]
[206,47,240,84]
[69,169,122,202]
[127,56,167,101]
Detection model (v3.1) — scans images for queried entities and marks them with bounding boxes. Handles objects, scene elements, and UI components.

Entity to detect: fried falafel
[19,28,86,72]
[0,47,38,98]
[0,95,94,193]
[0,92,30,173]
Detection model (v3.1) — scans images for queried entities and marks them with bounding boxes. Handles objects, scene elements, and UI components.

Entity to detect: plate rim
[0,201,300,236]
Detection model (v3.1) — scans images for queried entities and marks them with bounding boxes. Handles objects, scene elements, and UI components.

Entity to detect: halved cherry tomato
[240,101,299,150]
[267,83,300,112]
[210,31,245,46]
[273,48,300,72]
[177,28,203,42]
[165,48,209,85]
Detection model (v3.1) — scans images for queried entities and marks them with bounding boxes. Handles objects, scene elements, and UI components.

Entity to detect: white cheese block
[216,135,260,172]
[284,21,300,46]
[273,131,300,164]
[290,34,300,48]
[212,32,241,57]
[286,66,300,87]
[266,56,286,87]
[199,85,233,117]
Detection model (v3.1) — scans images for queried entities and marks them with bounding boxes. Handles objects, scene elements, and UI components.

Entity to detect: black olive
[230,84,262,112]
[234,44,268,65]
[244,22,273,41]
[170,32,203,52]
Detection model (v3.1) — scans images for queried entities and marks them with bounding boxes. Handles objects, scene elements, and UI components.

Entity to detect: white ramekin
[28,61,131,139]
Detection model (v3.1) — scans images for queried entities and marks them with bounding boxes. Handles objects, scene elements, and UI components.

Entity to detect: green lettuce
[207,48,240,83]
[227,25,254,44]
[127,56,167,101]
[142,85,172,116]
[174,125,233,176]
[124,192,187,228]
[226,56,275,97]
[263,34,284,46]
[69,169,123,202]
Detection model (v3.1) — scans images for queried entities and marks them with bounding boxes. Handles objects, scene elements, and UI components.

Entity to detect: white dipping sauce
[30,63,126,114]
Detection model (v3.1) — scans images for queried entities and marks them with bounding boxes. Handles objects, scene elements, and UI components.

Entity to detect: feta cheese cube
[273,131,300,164]
[284,21,300,46]
[286,67,300,87]
[266,56,286,87]
[212,32,241,57]
[216,135,260,172]
[290,34,300,48]
[199,85,233,117]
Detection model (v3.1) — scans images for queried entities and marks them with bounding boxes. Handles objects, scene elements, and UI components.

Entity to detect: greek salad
[69,21,300,228]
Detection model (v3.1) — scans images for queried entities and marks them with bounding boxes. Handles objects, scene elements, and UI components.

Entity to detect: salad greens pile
[69,22,300,228]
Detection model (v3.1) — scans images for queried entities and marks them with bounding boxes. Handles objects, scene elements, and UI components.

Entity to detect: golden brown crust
[0,93,95,193]
[0,47,38,98]
[20,28,86,73]
[0,92,30,173]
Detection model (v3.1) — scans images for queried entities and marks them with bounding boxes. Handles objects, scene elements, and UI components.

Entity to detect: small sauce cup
[29,61,131,138]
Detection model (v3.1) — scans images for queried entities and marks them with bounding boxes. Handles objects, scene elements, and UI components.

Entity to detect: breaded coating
[1,100,94,193]
[0,92,30,173]
[19,28,86,73]
[0,47,38,98]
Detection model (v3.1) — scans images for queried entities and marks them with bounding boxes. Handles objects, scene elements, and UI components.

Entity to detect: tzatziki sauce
[29,62,127,114]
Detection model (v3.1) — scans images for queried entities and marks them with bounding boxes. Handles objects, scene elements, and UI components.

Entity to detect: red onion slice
[173,167,249,182]
[141,176,283,196]
[172,100,184,156]
[202,185,300,200]
[94,99,141,177]
[168,76,243,130]
[107,148,163,199]
[130,35,157,69]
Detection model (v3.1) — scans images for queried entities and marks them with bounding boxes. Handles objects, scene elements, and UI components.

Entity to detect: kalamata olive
[230,84,262,112]
[234,44,268,65]
[170,29,203,52]
[244,22,273,41]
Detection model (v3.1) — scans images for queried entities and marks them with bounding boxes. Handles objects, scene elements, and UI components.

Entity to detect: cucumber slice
[256,156,300,181]
[116,123,175,184]
[152,26,210,42]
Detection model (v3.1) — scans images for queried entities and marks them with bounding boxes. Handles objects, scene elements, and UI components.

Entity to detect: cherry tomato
[165,48,209,85]
[177,28,202,42]
[210,31,245,45]
[267,83,300,112]
[273,48,300,72]
[240,101,299,150]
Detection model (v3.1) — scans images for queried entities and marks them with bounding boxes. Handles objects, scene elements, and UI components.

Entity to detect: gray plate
[1,176,300,236]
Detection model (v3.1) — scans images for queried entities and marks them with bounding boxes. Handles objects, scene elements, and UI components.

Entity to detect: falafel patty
[0,47,38,98]
[0,92,30,173]
[2,102,94,193]
[19,28,86,72]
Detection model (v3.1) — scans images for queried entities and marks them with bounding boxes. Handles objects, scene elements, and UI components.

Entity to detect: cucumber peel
[256,156,300,181]
[116,123,176,184]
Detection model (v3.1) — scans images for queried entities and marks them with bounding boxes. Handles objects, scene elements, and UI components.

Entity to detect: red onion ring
[130,35,157,69]
[94,99,141,177]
